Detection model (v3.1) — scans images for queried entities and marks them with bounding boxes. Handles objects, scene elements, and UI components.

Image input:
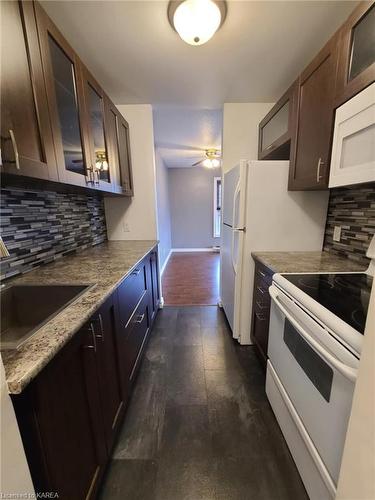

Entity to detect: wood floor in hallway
[99,306,308,500]
[162,252,220,306]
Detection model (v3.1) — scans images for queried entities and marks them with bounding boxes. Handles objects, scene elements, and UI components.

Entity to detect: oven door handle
[269,287,358,383]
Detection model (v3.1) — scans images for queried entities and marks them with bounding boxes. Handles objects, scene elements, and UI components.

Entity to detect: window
[213,177,222,238]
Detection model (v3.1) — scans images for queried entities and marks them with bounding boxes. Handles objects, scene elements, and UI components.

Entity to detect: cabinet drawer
[124,293,150,382]
[117,262,147,328]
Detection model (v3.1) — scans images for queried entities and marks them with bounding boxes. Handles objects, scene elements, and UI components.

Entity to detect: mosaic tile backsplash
[323,184,375,266]
[0,187,107,280]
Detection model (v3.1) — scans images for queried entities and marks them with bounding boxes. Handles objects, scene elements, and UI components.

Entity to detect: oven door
[267,284,359,485]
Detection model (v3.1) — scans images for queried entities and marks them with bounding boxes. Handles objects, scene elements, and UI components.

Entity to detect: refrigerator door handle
[232,181,241,229]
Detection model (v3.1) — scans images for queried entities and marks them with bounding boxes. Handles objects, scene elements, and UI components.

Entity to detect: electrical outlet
[333,226,341,242]
[123,222,130,233]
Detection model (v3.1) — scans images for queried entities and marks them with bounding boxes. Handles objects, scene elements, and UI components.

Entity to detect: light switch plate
[333,226,342,242]
[123,222,130,232]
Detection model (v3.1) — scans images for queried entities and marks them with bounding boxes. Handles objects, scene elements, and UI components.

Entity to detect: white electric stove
[266,236,374,500]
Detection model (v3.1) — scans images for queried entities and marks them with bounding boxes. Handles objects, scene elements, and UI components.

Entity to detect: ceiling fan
[192,148,221,168]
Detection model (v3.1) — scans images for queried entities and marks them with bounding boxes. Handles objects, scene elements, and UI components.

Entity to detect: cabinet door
[289,37,339,190]
[17,327,106,499]
[117,113,134,196]
[105,100,133,196]
[258,80,298,160]
[250,263,272,367]
[91,297,125,453]
[0,1,57,180]
[81,68,113,193]
[34,2,92,188]
[335,2,375,107]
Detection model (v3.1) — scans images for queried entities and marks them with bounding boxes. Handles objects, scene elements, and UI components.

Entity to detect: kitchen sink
[0,284,91,350]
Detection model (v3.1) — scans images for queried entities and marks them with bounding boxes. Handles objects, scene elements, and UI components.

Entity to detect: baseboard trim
[160,249,172,276]
[171,248,217,252]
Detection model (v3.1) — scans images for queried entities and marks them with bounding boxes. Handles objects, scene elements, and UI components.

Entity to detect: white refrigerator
[220,160,329,345]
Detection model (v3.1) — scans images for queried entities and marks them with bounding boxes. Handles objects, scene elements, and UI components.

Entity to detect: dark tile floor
[99,306,308,500]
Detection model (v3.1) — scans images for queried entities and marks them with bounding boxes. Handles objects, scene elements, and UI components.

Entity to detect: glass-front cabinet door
[258,80,297,161]
[82,69,112,191]
[34,2,91,187]
[105,99,134,196]
[335,2,375,106]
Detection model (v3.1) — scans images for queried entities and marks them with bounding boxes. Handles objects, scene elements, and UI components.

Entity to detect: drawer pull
[256,300,267,309]
[132,268,141,276]
[134,313,145,324]
[316,157,324,183]
[91,314,105,342]
[257,286,265,295]
[255,312,266,321]
[258,270,266,278]
[83,324,97,352]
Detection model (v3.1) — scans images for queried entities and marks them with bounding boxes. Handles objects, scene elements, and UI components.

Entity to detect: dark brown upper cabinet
[34,2,92,188]
[258,80,298,161]
[288,35,339,190]
[0,1,58,181]
[81,67,113,192]
[335,1,375,107]
[105,99,134,196]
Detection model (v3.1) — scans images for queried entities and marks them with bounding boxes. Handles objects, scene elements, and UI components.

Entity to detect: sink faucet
[0,237,10,258]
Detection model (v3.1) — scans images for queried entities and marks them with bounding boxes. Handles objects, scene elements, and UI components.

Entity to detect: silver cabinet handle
[255,312,266,321]
[83,323,97,352]
[92,314,105,342]
[8,130,20,170]
[132,268,141,276]
[258,270,266,278]
[257,286,265,295]
[134,313,145,324]
[316,157,324,183]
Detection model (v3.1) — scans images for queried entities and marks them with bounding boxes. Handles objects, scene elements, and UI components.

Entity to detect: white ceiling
[41,0,357,167]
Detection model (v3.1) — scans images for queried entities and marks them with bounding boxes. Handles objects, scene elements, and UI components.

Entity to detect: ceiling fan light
[203,158,213,168]
[211,158,220,168]
[173,0,221,46]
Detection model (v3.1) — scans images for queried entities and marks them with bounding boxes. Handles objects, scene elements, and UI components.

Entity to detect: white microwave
[329,82,375,188]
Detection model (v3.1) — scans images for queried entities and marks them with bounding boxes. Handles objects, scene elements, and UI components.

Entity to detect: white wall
[0,359,34,495]
[154,150,172,270]
[222,103,273,173]
[104,104,158,241]
[168,166,221,249]
[336,287,375,500]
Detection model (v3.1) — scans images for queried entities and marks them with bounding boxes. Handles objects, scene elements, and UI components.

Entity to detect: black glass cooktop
[283,273,373,334]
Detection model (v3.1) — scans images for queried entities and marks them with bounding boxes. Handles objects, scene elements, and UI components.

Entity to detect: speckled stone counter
[1,240,158,394]
[252,251,367,274]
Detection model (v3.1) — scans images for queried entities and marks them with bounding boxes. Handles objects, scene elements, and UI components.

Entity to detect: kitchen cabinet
[105,99,134,196]
[12,246,160,499]
[0,1,58,181]
[34,2,92,188]
[288,36,339,190]
[90,296,125,453]
[250,262,273,367]
[335,1,375,107]
[81,67,113,192]
[258,80,298,161]
[12,325,106,499]
[115,257,151,387]
[1,0,134,196]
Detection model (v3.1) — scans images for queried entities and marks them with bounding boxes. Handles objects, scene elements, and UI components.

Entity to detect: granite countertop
[1,240,158,394]
[252,251,367,274]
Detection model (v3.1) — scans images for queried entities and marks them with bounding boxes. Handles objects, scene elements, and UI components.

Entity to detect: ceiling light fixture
[168,0,227,46]
[203,158,220,168]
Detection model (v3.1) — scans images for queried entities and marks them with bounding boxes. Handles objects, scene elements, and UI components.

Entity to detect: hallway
[162,252,220,306]
[99,306,308,500]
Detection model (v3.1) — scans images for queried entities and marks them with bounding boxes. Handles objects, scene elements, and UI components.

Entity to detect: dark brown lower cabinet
[12,247,160,499]
[12,325,106,499]
[91,296,125,453]
[149,250,160,323]
[250,261,273,367]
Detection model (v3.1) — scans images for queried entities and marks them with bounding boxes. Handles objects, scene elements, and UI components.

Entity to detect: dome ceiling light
[168,0,227,46]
